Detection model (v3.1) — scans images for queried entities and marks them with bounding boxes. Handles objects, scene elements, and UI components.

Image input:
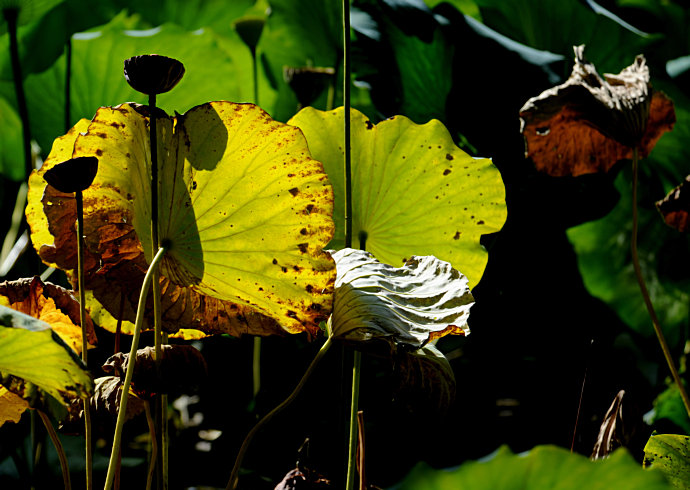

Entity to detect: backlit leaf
[290,107,506,288]
[331,248,472,349]
[644,433,690,489]
[397,445,671,489]
[27,101,336,337]
[0,304,93,406]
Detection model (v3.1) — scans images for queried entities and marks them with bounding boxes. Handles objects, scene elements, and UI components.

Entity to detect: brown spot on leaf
[297,243,308,253]
[300,228,307,235]
[289,187,299,196]
[443,169,451,176]
[365,120,374,129]
[453,231,461,240]
[445,153,453,161]
[477,220,485,225]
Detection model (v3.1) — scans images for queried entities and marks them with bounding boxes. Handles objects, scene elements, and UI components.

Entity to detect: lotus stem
[346,350,361,490]
[144,401,158,490]
[343,0,352,250]
[630,147,690,418]
[37,410,71,490]
[75,189,93,490]
[4,7,32,180]
[104,246,167,490]
[227,336,333,490]
[250,51,262,401]
[65,37,72,132]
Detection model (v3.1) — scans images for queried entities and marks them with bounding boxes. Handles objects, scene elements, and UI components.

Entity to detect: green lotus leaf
[0,304,93,406]
[18,20,272,156]
[0,94,23,180]
[647,385,690,435]
[397,445,672,489]
[644,433,690,489]
[27,101,336,337]
[331,248,472,348]
[289,107,506,288]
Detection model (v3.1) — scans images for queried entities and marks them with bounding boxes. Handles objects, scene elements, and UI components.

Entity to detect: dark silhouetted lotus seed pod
[283,67,335,108]
[44,156,99,194]
[233,16,265,51]
[124,54,185,95]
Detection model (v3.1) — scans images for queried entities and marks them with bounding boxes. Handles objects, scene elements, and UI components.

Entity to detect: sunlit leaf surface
[397,445,672,489]
[290,107,506,288]
[331,248,472,348]
[0,304,93,406]
[27,101,336,337]
[644,433,690,489]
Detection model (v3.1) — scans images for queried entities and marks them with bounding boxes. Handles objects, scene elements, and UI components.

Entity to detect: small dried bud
[44,156,99,194]
[283,67,335,108]
[233,16,265,51]
[124,54,185,95]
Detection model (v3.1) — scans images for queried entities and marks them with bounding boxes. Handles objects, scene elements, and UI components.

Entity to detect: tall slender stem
[65,37,72,133]
[4,8,32,180]
[37,410,71,490]
[104,247,167,490]
[76,190,93,490]
[144,401,158,490]
[345,350,361,490]
[631,147,690,417]
[343,0,352,250]
[147,93,166,489]
[227,337,333,490]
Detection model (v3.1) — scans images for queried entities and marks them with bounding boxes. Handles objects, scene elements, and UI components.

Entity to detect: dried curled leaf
[657,175,690,233]
[27,102,336,338]
[520,45,675,176]
[0,385,28,426]
[0,276,96,355]
[592,390,626,460]
[331,248,472,351]
[102,344,207,399]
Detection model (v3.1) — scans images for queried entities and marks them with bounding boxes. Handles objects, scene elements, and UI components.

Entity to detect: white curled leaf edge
[330,248,473,349]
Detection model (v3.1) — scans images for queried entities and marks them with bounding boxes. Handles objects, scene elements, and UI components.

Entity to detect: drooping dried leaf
[102,344,207,399]
[393,344,456,416]
[27,102,336,337]
[644,433,690,489]
[520,45,675,177]
[0,276,96,355]
[0,385,28,426]
[61,376,145,434]
[274,468,332,490]
[0,304,93,406]
[290,107,506,289]
[592,390,626,460]
[330,248,472,352]
[656,175,690,233]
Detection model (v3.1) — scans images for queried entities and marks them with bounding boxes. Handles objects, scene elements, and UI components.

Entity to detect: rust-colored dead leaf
[0,386,29,426]
[656,175,690,233]
[0,276,97,354]
[102,344,207,399]
[520,45,675,177]
[591,390,626,460]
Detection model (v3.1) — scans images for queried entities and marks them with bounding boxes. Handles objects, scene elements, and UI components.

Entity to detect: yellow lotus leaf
[27,102,336,337]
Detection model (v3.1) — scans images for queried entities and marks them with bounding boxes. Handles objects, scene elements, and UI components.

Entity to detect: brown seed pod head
[44,156,99,194]
[233,16,265,51]
[124,54,185,95]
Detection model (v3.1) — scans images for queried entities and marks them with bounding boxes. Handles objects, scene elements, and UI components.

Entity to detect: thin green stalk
[37,410,71,490]
[75,190,93,490]
[343,0,352,250]
[147,92,166,490]
[144,401,158,490]
[4,8,32,180]
[104,246,167,490]
[227,337,333,490]
[251,46,258,108]
[631,147,690,417]
[345,350,361,490]
[65,37,72,133]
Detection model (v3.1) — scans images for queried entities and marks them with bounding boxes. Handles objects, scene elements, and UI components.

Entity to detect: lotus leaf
[0,304,92,406]
[644,433,690,489]
[397,445,671,489]
[27,101,336,337]
[290,107,506,288]
[331,248,471,349]
[0,385,28,426]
